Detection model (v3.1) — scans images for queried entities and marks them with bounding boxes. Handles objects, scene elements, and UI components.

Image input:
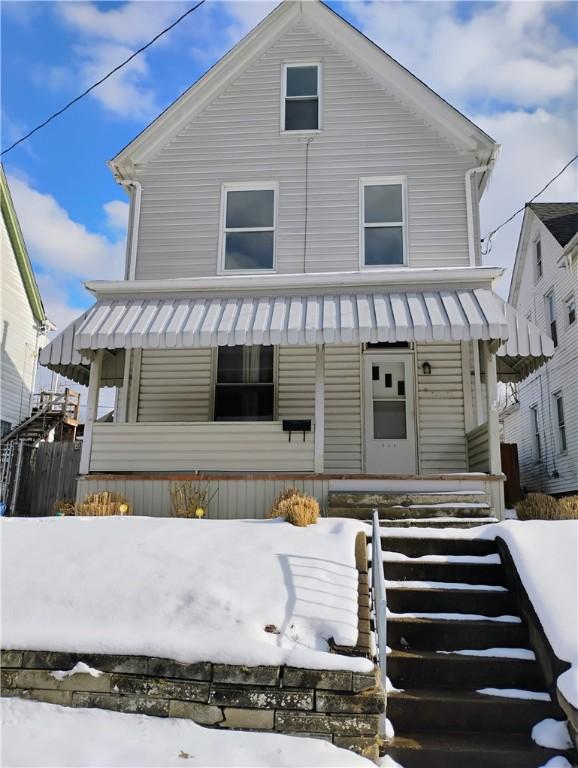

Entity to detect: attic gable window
[283,64,320,132]
[361,178,406,267]
[221,185,276,272]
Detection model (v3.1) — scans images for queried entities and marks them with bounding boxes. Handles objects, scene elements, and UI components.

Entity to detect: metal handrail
[371,508,388,729]
[0,392,67,445]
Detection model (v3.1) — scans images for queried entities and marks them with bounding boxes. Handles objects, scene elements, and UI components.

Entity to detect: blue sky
[2,0,577,344]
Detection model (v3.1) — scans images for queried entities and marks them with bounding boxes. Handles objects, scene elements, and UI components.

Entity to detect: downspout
[465,151,498,267]
[116,178,142,281]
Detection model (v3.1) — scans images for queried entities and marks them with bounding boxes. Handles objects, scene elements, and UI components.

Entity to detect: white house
[0,166,48,438]
[502,203,578,496]
[39,0,554,518]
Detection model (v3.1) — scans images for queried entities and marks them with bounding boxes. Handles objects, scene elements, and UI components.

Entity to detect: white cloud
[345,1,577,109]
[477,108,578,296]
[103,199,130,232]
[8,175,125,281]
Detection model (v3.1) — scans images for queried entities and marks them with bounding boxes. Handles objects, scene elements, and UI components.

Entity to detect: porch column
[79,350,103,475]
[314,343,325,474]
[482,341,505,518]
[472,340,483,426]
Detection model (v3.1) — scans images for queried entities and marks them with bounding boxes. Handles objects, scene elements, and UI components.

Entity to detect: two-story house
[39,0,553,519]
[502,203,578,496]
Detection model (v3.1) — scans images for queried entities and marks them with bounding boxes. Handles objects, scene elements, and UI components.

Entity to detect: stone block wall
[1,650,383,761]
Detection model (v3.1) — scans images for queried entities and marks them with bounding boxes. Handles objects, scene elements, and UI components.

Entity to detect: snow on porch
[1,517,373,673]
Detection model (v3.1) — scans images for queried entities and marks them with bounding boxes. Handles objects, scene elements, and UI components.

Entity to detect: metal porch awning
[39,287,554,385]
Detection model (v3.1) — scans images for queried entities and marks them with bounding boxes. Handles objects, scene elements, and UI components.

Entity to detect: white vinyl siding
[416,343,467,473]
[325,345,362,473]
[135,21,475,279]
[137,349,212,422]
[277,346,316,420]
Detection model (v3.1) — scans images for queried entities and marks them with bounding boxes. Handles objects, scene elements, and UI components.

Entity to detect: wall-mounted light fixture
[422,361,432,376]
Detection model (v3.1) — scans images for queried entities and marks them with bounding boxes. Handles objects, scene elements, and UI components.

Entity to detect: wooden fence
[5,441,82,516]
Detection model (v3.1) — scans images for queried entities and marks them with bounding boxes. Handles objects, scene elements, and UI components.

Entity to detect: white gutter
[116,179,142,281]
[85,265,505,298]
[465,150,500,267]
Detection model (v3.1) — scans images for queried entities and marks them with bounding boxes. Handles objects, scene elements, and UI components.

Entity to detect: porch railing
[371,508,388,733]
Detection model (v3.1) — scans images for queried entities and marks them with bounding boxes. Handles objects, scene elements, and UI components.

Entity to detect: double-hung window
[221,185,276,272]
[545,291,558,347]
[283,64,320,132]
[566,295,576,327]
[535,239,543,281]
[554,393,567,452]
[361,178,406,266]
[531,405,541,462]
[214,346,274,421]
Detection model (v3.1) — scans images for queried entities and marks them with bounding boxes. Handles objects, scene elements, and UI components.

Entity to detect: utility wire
[1,0,206,156]
[481,153,578,255]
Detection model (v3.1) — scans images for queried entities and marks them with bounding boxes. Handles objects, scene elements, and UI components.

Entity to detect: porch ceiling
[39,287,554,385]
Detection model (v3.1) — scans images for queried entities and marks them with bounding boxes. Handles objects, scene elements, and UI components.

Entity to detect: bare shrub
[75,491,131,516]
[53,499,76,516]
[515,493,562,521]
[169,481,209,518]
[268,489,320,526]
[559,495,578,520]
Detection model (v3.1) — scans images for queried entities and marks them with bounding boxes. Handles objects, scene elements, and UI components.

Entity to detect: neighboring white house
[0,166,48,438]
[502,203,578,496]
[39,0,554,518]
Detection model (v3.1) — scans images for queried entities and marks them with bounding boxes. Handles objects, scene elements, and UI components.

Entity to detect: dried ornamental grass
[559,495,578,519]
[53,499,76,517]
[515,493,562,521]
[75,491,132,517]
[268,490,320,527]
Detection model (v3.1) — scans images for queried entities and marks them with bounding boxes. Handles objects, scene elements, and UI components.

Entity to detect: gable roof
[0,165,47,327]
[528,203,578,248]
[110,0,496,179]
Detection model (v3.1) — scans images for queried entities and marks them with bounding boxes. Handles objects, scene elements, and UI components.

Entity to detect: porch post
[314,343,325,474]
[472,340,483,426]
[483,341,505,518]
[79,350,103,475]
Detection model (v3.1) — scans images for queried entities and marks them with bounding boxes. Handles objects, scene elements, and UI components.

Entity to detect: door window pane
[373,400,407,439]
[364,227,404,265]
[364,185,402,224]
[226,190,274,229]
[286,66,318,97]
[225,231,274,270]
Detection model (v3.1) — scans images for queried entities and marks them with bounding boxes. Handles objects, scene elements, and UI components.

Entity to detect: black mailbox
[282,419,311,442]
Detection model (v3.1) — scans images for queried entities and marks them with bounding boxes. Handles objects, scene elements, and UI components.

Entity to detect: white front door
[363,352,417,474]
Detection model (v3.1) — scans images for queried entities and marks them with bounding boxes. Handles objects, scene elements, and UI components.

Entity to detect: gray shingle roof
[528,202,578,247]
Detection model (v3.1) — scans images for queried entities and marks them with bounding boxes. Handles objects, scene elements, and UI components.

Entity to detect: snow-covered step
[378,516,499,529]
[328,490,488,508]
[377,535,498,557]
[387,615,528,651]
[386,585,516,616]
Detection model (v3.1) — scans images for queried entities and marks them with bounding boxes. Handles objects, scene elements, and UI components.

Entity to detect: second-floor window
[545,291,557,347]
[554,392,567,452]
[283,64,320,132]
[361,178,406,267]
[531,405,541,462]
[566,295,576,327]
[221,185,276,272]
[535,239,543,281]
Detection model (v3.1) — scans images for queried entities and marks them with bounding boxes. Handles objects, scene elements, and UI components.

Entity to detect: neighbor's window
[535,239,543,281]
[222,187,275,271]
[566,295,576,327]
[214,346,274,421]
[361,179,405,266]
[283,64,319,132]
[554,393,567,452]
[0,420,11,439]
[545,291,558,347]
[531,405,541,462]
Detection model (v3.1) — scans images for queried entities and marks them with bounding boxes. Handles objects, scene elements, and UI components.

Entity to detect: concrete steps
[368,534,576,767]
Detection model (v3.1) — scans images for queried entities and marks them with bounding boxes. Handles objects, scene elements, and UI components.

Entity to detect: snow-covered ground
[0,699,372,767]
[1,516,372,673]
[377,520,578,708]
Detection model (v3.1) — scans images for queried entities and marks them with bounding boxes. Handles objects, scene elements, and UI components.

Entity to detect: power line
[1,0,206,157]
[481,153,578,255]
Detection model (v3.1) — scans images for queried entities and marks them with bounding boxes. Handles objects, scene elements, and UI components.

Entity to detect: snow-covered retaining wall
[0,651,383,761]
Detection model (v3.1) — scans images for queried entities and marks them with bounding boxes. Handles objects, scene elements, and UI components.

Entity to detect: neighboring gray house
[0,166,48,438]
[502,203,578,496]
[39,0,553,518]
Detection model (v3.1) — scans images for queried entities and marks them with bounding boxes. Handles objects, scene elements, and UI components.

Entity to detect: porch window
[545,291,557,347]
[221,186,276,272]
[554,392,567,452]
[283,64,320,132]
[361,178,406,266]
[214,346,274,421]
